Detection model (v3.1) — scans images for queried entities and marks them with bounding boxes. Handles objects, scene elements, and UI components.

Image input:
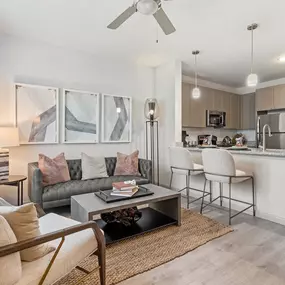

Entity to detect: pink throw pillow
[38,153,71,186]
[114,150,141,176]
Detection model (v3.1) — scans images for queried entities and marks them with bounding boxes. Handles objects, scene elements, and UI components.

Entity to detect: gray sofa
[28,157,152,209]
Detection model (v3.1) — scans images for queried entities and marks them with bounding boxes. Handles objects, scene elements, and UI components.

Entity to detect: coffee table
[71,184,181,244]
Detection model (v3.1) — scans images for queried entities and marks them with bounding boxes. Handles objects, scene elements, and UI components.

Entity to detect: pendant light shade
[247,23,258,87]
[192,87,201,99]
[192,50,201,99]
[247,73,258,87]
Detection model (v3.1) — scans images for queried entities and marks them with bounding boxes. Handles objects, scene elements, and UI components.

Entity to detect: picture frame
[101,94,132,143]
[62,89,100,144]
[15,83,59,145]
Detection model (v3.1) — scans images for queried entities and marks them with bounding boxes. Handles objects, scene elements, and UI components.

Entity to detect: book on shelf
[112,181,137,191]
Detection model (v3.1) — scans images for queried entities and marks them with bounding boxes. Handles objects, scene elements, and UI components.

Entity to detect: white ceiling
[0,0,285,87]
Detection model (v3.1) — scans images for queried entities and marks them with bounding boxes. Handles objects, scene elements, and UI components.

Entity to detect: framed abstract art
[15,83,59,144]
[63,89,99,143]
[101,94,132,143]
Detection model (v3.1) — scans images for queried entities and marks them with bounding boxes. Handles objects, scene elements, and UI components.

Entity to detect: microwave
[206,110,226,128]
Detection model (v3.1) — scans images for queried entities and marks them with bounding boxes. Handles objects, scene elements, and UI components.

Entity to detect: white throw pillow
[0,215,22,285]
[81,153,109,180]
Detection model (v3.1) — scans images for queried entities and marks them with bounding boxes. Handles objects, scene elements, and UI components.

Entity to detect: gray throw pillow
[81,153,109,180]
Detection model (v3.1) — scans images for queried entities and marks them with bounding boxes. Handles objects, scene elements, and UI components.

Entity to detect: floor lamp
[144,98,159,185]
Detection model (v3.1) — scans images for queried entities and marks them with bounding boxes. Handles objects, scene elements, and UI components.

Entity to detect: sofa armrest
[28,163,44,206]
[138,158,152,183]
[0,221,105,258]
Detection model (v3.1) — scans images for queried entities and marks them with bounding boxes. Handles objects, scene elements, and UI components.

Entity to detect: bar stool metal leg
[209,181,213,202]
[186,174,190,209]
[228,182,232,225]
[200,179,207,214]
[252,176,256,216]
[219,183,223,207]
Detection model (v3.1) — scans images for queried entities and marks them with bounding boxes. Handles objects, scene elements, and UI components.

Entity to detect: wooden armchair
[0,209,106,285]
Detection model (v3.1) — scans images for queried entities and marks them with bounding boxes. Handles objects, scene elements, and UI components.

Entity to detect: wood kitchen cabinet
[255,87,274,111]
[273,84,285,109]
[240,93,255,129]
[227,94,240,129]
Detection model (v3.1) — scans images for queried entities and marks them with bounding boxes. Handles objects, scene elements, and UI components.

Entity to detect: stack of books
[111,181,139,197]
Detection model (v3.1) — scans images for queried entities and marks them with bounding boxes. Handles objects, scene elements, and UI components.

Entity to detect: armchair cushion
[0,203,55,261]
[16,213,98,285]
[0,215,22,285]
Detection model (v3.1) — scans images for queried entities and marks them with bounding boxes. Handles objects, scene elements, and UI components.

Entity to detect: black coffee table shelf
[95,207,177,244]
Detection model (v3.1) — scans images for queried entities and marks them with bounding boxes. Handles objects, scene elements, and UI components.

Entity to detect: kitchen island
[171,147,285,225]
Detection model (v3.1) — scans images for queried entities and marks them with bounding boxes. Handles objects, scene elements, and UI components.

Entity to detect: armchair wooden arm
[0,221,106,285]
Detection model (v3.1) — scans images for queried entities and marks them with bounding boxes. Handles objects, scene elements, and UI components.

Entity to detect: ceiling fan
[107,0,176,35]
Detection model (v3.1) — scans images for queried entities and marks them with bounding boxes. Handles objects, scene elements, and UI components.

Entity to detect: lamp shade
[0,127,19,148]
[144,98,159,121]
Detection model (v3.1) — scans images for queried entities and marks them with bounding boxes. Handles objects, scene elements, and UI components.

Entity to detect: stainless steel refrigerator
[257,112,285,149]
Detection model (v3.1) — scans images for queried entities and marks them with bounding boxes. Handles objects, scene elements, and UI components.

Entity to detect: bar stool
[169,147,211,209]
[200,149,255,225]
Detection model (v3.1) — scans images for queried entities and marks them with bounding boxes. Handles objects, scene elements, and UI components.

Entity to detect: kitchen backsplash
[183,127,256,144]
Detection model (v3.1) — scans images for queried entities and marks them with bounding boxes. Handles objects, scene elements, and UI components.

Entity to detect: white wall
[155,60,182,186]
[0,35,155,204]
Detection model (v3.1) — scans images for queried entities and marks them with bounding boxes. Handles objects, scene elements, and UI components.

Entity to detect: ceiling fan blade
[107,5,137,30]
[153,7,176,35]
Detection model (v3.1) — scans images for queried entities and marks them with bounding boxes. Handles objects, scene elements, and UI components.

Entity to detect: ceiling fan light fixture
[136,0,158,15]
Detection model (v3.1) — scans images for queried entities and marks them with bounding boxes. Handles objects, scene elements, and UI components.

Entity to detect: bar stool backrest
[169,147,195,170]
[202,149,236,183]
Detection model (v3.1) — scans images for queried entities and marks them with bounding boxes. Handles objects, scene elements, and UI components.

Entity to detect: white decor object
[63,89,99,144]
[81,153,108,180]
[136,0,158,15]
[101,94,132,143]
[0,127,19,180]
[246,23,259,87]
[192,50,201,99]
[15,83,59,144]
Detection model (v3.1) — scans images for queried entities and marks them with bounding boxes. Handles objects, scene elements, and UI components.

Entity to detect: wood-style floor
[119,198,285,285]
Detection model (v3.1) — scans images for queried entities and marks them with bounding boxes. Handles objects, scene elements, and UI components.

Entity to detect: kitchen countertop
[186,147,285,157]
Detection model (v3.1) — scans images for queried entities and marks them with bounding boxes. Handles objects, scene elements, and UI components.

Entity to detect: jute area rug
[56,209,232,285]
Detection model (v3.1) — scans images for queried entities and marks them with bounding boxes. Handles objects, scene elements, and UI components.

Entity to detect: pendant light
[246,23,258,87]
[192,50,201,99]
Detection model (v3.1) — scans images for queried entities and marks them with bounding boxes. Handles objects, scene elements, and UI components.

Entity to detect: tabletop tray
[95,186,154,203]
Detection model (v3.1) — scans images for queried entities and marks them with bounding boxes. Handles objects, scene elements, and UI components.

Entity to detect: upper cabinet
[228,94,240,129]
[273,85,285,109]
[255,84,285,111]
[255,87,274,111]
[241,93,255,130]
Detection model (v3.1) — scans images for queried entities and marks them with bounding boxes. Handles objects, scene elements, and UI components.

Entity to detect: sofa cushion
[39,153,71,186]
[43,175,149,202]
[0,203,55,261]
[114,150,140,176]
[0,215,22,285]
[81,153,108,180]
[15,213,98,285]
